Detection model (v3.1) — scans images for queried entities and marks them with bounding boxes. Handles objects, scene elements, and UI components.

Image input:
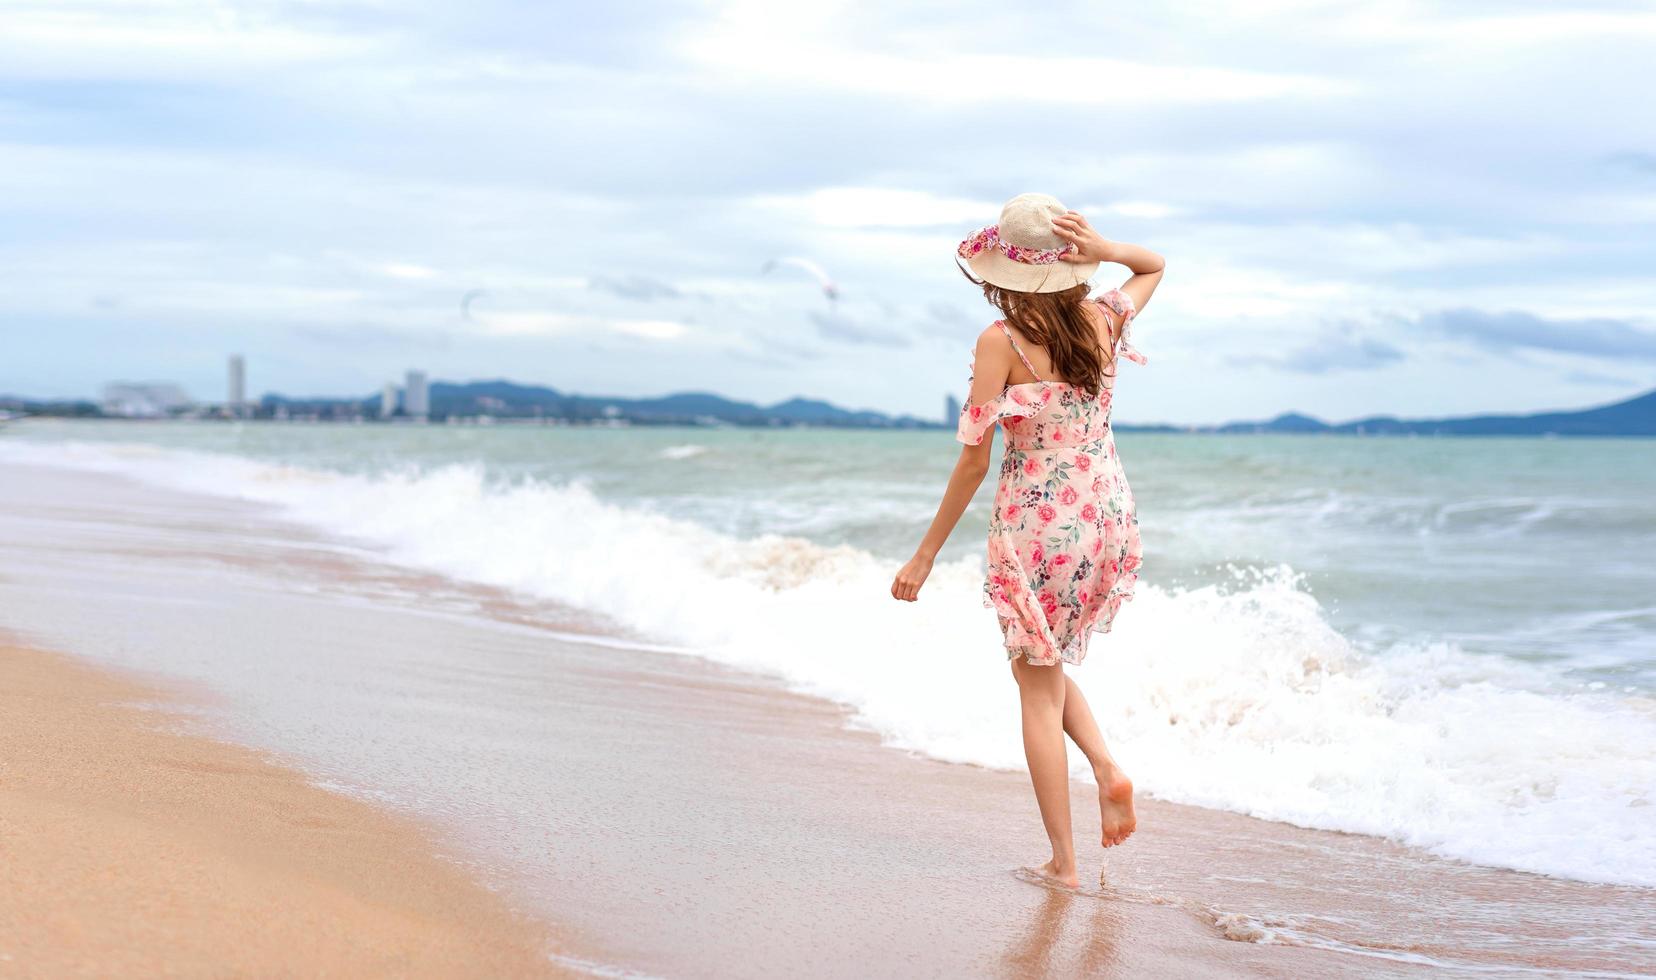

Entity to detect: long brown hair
[961,271,1115,395]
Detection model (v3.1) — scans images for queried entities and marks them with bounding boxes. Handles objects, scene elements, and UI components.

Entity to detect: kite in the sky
[762,257,839,302]
[460,289,487,321]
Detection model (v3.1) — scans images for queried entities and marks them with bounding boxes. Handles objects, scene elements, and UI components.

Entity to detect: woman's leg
[1009,656,1078,887]
[1060,675,1137,847]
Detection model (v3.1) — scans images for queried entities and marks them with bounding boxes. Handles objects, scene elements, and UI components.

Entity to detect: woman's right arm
[890,328,1012,602]
[890,439,993,602]
[1101,240,1165,317]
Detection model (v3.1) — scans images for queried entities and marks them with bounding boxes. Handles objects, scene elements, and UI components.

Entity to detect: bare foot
[1023,858,1079,889]
[1097,764,1136,847]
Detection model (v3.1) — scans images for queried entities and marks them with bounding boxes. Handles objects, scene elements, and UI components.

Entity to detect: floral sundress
[956,289,1146,667]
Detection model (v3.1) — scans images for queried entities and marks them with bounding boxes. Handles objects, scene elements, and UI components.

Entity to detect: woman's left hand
[891,554,933,602]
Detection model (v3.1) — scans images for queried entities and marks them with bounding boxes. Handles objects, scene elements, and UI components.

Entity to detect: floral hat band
[960,223,1073,266]
[956,224,1076,266]
[959,194,1096,294]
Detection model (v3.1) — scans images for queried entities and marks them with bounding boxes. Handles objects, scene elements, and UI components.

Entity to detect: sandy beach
[0,639,562,977]
[1,459,1651,978]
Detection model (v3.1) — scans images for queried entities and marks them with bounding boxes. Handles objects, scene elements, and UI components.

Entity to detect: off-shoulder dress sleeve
[956,345,1043,445]
[1095,288,1146,365]
[957,392,1026,445]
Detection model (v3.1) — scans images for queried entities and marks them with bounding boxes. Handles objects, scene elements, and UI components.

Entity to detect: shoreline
[0,639,565,977]
[2,459,1652,977]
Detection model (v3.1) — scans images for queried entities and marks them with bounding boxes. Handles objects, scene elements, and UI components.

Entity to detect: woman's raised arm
[1051,211,1165,317]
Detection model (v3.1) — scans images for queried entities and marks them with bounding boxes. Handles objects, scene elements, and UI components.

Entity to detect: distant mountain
[1217,387,1656,437]
[0,394,100,418]
[433,379,568,411]
[767,397,905,426]
[1217,412,1331,434]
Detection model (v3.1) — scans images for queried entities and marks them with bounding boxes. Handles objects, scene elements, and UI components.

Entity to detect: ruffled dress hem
[984,544,1140,667]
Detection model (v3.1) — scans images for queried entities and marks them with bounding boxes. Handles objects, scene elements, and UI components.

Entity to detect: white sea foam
[8,439,1656,886]
[659,444,708,461]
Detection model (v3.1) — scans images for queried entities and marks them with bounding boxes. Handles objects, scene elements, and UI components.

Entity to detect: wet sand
[0,639,562,977]
[1,460,1651,978]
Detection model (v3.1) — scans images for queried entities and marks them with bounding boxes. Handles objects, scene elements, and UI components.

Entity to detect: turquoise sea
[4,419,1653,886]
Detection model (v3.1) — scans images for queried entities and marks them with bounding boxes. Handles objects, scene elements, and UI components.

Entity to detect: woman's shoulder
[975,319,1009,343]
[973,321,1016,363]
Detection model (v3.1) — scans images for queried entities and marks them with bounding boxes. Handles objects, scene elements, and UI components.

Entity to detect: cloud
[921,302,978,338]
[750,187,995,230]
[1421,308,1656,360]
[477,312,689,341]
[381,262,438,280]
[794,294,987,347]
[676,7,1356,107]
[1239,324,1407,373]
[291,322,450,350]
[1604,151,1656,176]
[0,2,374,81]
[6,0,1656,423]
[1563,369,1641,387]
[1095,201,1186,220]
[588,274,683,301]
[727,334,823,367]
[807,310,909,348]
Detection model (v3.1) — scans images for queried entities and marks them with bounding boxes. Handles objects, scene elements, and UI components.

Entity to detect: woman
[889,193,1164,889]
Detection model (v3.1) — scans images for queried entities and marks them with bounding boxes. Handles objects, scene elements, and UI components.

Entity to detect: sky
[2,0,1654,425]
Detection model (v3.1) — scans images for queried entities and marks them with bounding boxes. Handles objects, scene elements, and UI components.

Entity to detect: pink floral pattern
[957,224,1076,266]
[1095,289,1146,366]
[956,292,1145,666]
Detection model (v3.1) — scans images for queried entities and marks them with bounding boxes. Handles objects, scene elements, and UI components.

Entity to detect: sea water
[3,420,1653,887]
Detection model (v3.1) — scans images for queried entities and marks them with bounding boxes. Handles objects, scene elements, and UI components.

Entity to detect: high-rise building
[404,370,429,420]
[227,355,246,417]
[944,393,961,426]
[380,382,399,419]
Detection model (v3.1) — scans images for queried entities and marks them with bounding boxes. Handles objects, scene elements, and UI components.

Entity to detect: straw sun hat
[957,192,1099,294]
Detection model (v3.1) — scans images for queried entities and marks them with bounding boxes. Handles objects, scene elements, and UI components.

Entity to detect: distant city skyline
[85,352,444,421]
[3,3,1654,425]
